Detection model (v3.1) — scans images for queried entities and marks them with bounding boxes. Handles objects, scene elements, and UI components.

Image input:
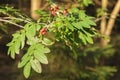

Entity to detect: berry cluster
[50,6,59,16]
[39,5,69,35]
[50,5,68,16]
[40,27,47,35]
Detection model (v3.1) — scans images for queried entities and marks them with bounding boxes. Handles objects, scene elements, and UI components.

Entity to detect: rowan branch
[0,18,24,28]
[1,17,32,23]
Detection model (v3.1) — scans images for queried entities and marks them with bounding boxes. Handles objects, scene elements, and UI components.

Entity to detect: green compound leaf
[79,32,87,45]
[79,10,86,19]
[12,32,20,38]
[7,44,15,59]
[23,62,31,78]
[80,21,91,28]
[18,56,31,68]
[14,39,21,54]
[7,30,26,59]
[72,22,82,29]
[25,23,36,41]
[85,19,96,26]
[21,53,29,60]
[36,24,41,31]
[34,52,48,64]
[27,37,39,45]
[42,38,54,46]
[67,22,74,31]
[26,44,36,55]
[30,58,42,73]
[83,0,93,6]
[20,31,26,49]
[86,36,93,44]
[36,44,50,53]
[43,47,50,53]
[10,45,15,59]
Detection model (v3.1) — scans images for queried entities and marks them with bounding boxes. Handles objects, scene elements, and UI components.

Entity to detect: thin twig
[85,66,98,72]
[94,17,103,22]
[0,18,24,28]
[1,17,32,23]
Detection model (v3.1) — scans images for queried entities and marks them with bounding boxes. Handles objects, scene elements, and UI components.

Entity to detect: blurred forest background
[0,0,120,80]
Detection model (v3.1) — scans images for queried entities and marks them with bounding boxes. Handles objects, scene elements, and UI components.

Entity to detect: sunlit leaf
[30,59,42,73]
[7,46,12,55]
[23,62,31,78]
[15,39,21,54]
[79,10,86,19]
[18,56,31,68]
[26,44,36,55]
[79,32,87,45]
[36,44,50,53]
[81,21,91,28]
[67,23,74,31]
[85,19,96,26]
[36,24,41,31]
[20,31,25,49]
[12,32,20,38]
[34,52,48,64]
[42,38,54,46]
[85,36,93,44]
[25,23,36,40]
[72,22,82,29]
[6,42,13,46]
[10,45,15,59]
[22,53,29,60]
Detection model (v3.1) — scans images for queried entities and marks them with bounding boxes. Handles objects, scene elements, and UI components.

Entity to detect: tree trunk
[100,0,120,46]
[30,0,42,19]
[100,0,108,46]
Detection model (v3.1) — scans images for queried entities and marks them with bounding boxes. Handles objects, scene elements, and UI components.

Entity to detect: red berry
[50,7,54,11]
[63,9,68,15]
[41,31,46,35]
[51,11,57,16]
[55,6,59,10]
[40,28,47,35]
